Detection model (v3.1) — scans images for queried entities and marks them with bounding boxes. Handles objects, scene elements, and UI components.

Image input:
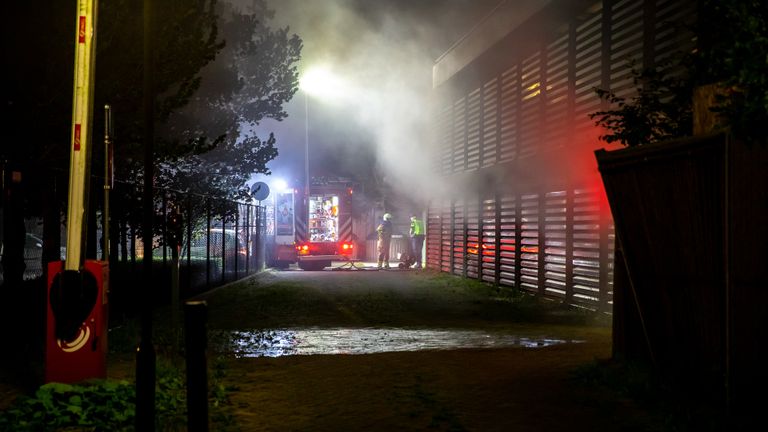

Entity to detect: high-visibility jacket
[409,218,425,236]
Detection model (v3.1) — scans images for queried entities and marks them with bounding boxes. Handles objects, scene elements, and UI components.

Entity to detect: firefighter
[409,214,426,269]
[376,213,393,269]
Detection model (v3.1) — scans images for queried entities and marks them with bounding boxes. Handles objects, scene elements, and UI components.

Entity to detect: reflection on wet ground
[210,328,585,358]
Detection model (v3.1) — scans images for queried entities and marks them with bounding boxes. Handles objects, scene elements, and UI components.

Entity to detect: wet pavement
[211,327,585,357]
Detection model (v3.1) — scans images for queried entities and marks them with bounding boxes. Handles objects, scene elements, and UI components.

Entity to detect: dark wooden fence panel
[596,132,768,419]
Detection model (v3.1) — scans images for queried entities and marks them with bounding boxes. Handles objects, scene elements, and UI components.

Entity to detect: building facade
[427,0,696,310]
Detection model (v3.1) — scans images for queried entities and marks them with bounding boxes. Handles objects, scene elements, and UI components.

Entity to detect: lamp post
[304,90,310,209]
[299,66,344,214]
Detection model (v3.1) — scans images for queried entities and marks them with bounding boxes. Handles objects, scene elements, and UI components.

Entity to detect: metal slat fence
[426,0,697,311]
[427,187,614,311]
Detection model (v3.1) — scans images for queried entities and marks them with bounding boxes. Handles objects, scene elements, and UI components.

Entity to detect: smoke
[256,0,502,205]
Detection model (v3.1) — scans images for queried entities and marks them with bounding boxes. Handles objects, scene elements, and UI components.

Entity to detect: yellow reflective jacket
[409,218,425,236]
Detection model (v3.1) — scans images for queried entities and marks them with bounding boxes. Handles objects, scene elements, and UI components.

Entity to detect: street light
[298,66,355,222]
[303,91,309,206]
[300,66,347,99]
[299,66,344,209]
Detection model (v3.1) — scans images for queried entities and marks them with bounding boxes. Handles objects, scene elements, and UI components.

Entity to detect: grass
[200,269,611,330]
[0,297,240,431]
[0,355,238,431]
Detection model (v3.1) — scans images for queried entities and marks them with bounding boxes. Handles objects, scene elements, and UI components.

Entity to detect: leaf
[42,382,75,394]
[67,404,83,415]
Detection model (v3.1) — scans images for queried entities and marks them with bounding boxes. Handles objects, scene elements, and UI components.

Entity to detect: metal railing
[0,177,266,318]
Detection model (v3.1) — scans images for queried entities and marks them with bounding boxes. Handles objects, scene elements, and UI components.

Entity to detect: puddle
[210,328,584,358]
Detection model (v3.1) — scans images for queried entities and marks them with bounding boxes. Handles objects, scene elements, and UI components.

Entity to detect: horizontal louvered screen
[499,66,519,163]
[571,188,605,306]
[466,203,480,279]
[426,201,443,269]
[481,198,498,283]
[498,195,517,287]
[427,0,695,310]
[440,202,452,273]
[544,191,568,299]
[482,79,499,167]
[466,88,482,171]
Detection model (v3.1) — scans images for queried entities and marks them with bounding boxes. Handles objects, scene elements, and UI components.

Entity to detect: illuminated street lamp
[300,66,347,98]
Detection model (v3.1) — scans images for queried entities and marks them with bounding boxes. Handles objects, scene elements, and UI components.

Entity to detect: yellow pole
[65,0,98,271]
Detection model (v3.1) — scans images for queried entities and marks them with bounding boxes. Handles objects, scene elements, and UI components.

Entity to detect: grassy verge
[0,355,238,431]
[201,269,611,330]
[1,307,239,431]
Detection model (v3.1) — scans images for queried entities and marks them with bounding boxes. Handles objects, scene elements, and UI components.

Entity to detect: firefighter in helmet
[376,213,393,269]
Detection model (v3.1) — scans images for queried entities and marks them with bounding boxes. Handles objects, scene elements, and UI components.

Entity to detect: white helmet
[383,213,392,221]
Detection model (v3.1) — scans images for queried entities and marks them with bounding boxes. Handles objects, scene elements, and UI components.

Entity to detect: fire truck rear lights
[339,242,354,255]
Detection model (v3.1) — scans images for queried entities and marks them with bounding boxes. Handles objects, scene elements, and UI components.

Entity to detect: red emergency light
[339,242,354,255]
[295,241,353,256]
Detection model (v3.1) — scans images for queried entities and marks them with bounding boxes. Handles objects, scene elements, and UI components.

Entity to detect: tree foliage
[590,0,768,146]
[589,61,693,147]
[696,0,768,140]
[159,0,302,202]
[4,0,301,205]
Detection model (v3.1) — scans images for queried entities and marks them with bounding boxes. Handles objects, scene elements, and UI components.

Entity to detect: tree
[590,0,768,146]
[3,0,226,246]
[4,0,225,177]
[4,0,301,217]
[695,0,768,140]
[3,0,301,280]
[157,0,302,203]
[589,60,693,147]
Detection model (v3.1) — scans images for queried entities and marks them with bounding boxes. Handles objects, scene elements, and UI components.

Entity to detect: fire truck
[269,178,357,271]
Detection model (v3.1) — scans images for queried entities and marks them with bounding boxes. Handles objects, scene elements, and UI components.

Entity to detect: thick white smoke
[260,0,503,203]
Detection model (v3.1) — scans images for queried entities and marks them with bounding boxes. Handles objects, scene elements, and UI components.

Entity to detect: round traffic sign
[251,181,270,201]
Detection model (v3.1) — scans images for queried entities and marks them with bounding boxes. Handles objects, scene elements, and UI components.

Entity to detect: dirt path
[194,269,658,431]
[221,342,662,432]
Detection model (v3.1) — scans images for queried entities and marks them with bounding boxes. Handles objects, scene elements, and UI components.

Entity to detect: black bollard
[185,301,208,432]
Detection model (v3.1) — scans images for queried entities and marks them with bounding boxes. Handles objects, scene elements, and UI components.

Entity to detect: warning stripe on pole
[65,0,98,271]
